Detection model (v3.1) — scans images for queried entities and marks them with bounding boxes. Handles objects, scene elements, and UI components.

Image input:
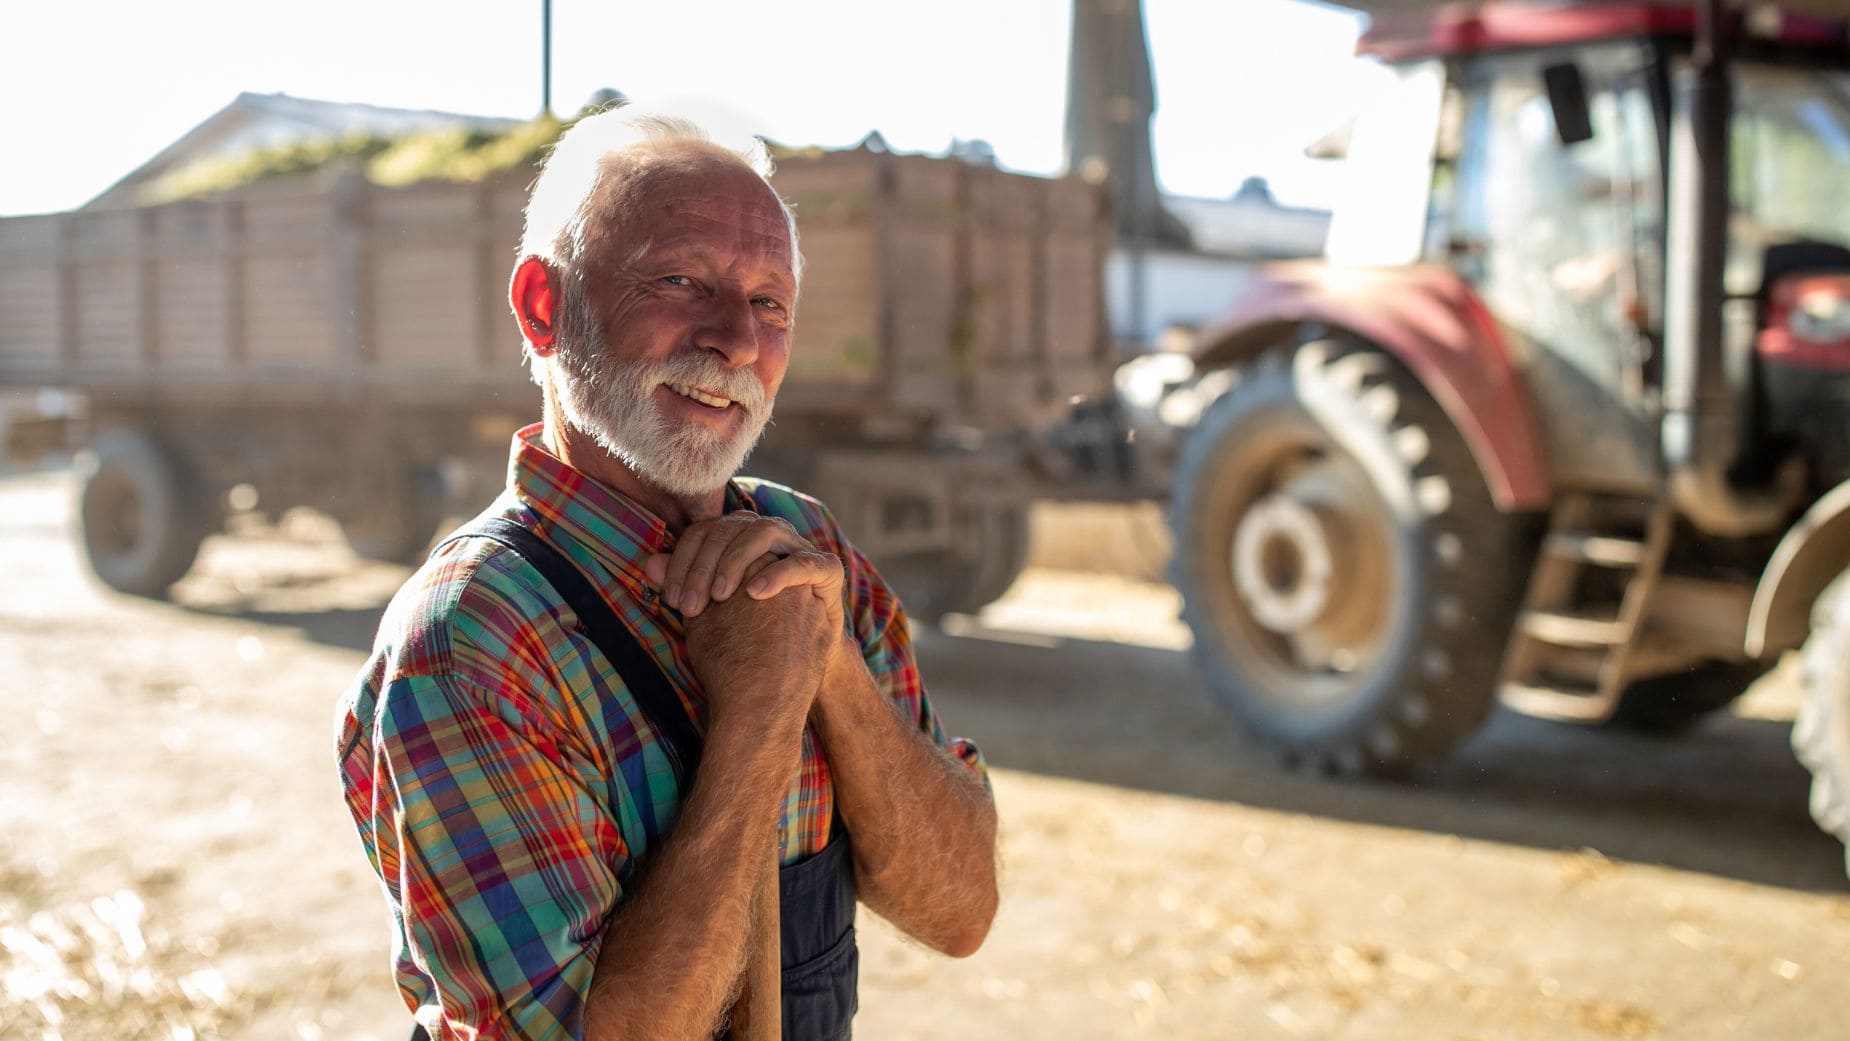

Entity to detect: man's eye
[754,296,786,312]
[660,275,692,287]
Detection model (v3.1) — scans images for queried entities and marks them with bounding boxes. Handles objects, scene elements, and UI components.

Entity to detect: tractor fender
[1192,262,1550,513]
[1746,480,1850,658]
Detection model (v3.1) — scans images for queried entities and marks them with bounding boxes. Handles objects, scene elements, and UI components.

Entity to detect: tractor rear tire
[1793,571,1850,874]
[1170,340,1534,774]
[77,429,216,598]
[1608,660,1774,735]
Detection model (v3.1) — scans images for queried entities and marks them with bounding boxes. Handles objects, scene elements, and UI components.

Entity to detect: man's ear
[510,256,560,354]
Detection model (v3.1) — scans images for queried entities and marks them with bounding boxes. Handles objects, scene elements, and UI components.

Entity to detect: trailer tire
[339,467,445,565]
[77,429,215,598]
[885,506,1031,622]
[1608,660,1772,735]
[941,505,1033,616]
[1170,340,1533,774]
[1793,570,1850,874]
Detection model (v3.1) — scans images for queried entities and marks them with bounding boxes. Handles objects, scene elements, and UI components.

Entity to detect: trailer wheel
[1793,571,1850,873]
[77,429,215,597]
[1170,340,1533,774]
[339,467,445,565]
[885,506,1031,622]
[941,506,1033,616]
[1608,660,1772,734]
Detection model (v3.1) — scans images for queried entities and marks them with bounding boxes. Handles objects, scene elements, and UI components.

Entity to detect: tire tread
[1170,339,1534,773]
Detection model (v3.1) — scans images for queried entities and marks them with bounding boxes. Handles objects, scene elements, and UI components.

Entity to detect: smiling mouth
[665,382,735,409]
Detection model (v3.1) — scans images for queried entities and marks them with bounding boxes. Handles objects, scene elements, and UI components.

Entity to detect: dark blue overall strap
[452,515,704,777]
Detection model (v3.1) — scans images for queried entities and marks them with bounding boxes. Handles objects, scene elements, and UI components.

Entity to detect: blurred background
[4,2,1850,1039]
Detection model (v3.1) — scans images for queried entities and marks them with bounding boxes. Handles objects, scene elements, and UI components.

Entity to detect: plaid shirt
[336,423,985,1039]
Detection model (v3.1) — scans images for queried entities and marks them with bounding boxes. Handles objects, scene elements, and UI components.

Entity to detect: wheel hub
[1231,493,1335,634]
[87,470,145,558]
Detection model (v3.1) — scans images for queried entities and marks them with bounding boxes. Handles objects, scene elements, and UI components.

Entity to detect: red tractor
[1166,2,1850,861]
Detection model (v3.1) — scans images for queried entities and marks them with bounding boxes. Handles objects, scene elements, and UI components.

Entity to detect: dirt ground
[4,464,1848,1041]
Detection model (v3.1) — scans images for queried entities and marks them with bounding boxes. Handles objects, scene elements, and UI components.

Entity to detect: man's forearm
[811,635,999,957]
[584,720,801,1041]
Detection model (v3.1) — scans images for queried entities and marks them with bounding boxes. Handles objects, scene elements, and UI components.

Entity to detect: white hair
[517,104,802,381]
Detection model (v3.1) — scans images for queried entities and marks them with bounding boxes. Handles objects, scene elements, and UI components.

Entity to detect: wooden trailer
[0,147,1112,613]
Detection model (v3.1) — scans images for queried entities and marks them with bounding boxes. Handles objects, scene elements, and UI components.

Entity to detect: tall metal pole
[542,0,554,117]
[1064,0,1170,345]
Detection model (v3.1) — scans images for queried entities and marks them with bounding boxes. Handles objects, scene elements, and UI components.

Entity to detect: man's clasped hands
[643,513,851,736]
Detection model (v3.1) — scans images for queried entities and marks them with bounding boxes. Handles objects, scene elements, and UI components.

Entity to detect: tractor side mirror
[1543,62,1595,146]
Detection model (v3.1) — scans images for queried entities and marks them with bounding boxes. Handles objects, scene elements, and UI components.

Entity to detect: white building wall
[1106,248,1260,347]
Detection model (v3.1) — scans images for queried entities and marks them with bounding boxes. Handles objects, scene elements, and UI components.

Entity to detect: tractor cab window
[1450,42,1666,493]
[1728,64,1850,294]
[1451,45,1665,347]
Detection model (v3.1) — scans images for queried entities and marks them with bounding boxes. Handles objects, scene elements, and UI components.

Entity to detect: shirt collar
[504,422,757,583]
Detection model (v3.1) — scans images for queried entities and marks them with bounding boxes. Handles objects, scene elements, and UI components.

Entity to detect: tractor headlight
[1762,274,1850,368]
[1793,286,1850,346]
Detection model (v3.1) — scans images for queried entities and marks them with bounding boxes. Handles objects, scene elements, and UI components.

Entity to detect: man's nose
[693,286,760,367]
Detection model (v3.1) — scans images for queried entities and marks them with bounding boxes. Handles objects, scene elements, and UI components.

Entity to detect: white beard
[552,318,772,498]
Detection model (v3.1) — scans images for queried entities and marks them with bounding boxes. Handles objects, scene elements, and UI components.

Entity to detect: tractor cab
[1325,3,1850,498]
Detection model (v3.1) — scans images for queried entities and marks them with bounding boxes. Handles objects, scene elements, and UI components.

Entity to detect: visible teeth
[667,383,733,408]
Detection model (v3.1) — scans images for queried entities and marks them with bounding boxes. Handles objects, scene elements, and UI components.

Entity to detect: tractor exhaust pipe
[1660,0,1788,536]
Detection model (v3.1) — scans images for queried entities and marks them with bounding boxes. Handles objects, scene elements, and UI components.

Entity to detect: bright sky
[0,0,1375,217]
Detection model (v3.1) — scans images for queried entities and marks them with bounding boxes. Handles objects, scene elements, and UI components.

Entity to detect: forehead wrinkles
[586,148,791,275]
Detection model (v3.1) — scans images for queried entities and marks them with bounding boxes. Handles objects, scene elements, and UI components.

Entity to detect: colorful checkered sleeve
[374,671,613,1038]
[338,548,646,1040]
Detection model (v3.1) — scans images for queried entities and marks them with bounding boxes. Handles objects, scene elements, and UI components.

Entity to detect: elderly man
[335,105,998,1041]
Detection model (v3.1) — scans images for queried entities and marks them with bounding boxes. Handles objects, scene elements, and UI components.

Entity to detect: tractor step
[1498,492,1675,724]
[1521,609,1628,647]
[1500,680,1612,722]
[1544,532,1648,568]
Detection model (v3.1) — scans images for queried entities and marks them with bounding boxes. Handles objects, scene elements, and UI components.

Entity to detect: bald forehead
[599,141,768,203]
[586,144,792,264]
